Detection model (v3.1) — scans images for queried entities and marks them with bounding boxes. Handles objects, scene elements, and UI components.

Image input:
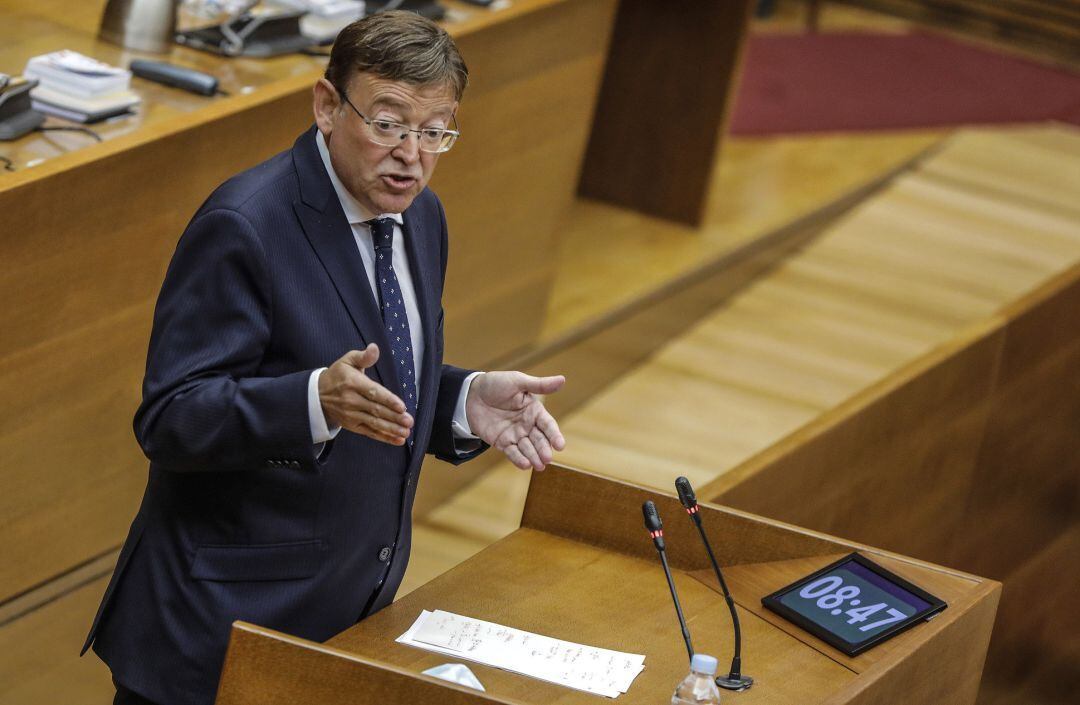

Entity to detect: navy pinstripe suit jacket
[82,127,484,705]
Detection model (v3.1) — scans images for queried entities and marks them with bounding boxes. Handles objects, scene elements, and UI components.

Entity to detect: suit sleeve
[133,207,315,473]
[426,193,488,464]
[429,364,487,464]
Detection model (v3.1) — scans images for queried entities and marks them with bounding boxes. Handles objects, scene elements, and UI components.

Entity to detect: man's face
[314,72,458,215]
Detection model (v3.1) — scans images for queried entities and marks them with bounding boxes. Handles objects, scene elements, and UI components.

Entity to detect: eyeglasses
[340,91,460,154]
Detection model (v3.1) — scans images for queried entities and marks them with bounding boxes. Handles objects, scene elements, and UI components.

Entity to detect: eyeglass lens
[368,121,456,153]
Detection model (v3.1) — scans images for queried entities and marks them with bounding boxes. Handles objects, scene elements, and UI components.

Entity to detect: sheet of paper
[397,610,645,698]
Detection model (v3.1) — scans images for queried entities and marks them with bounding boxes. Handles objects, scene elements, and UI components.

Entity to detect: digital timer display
[762,553,947,656]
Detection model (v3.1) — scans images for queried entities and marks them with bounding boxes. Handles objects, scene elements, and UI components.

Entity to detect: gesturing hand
[465,372,566,470]
[318,344,414,445]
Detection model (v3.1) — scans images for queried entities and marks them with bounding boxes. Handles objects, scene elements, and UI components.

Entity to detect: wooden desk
[216,465,1000,704]
[0,0,617,365]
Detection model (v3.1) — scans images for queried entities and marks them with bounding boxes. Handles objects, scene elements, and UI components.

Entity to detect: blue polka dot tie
[367,218,417,436]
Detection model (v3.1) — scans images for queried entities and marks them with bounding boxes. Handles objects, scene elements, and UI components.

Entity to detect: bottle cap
[690,654,718,675]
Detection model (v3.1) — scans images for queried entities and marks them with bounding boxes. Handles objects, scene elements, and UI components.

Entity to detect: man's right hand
[318,344,413,445]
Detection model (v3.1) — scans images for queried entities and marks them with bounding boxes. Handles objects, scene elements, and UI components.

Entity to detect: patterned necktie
[367,218,418,429]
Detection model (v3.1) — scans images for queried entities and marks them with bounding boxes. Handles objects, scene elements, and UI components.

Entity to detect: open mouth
[382,174,417,191]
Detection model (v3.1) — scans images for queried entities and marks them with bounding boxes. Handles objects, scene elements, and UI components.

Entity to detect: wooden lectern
[215,464,999,704]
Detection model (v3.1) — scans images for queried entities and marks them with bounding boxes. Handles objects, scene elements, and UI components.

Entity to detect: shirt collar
[315,129,404,227]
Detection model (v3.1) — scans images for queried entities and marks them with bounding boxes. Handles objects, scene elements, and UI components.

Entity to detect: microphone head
[642,500,663,532]
[675,476,697,509]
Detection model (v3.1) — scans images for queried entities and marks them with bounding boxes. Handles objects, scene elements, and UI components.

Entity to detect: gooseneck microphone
[642,500,694,661]
[675,477,754,691]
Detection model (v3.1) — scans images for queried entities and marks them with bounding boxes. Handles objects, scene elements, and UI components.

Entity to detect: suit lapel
[291,128,400,391]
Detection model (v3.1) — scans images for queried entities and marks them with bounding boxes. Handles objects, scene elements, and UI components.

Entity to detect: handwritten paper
[397,610,645,698]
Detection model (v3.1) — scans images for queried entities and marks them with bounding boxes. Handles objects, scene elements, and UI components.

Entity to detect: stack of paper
[398,610,646,698]
[24,51,139,123]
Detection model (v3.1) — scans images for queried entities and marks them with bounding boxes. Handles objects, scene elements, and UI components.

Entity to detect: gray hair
[325,11,468,101]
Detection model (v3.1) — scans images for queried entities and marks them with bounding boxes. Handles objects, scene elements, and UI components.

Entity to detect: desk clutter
[0,75,45,140]
[174,0,442,56]
[3,0,473,136]
[23,51,140,123]
[269,0,366,43]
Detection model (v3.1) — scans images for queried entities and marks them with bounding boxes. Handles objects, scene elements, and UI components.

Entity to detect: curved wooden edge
[521,462,999,584]
[522,461,842,570]
[995,259,1080,323]
[216,621,526,705]
[696,314,1004,499]
[696,258,1080,521]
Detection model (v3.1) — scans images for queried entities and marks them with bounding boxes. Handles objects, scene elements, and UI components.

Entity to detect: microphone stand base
[716,674,753,691]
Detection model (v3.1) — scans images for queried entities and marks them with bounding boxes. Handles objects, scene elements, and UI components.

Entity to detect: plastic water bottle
[671,654,722,704]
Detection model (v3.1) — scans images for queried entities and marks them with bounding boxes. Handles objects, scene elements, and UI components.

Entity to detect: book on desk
[23,50,140,123]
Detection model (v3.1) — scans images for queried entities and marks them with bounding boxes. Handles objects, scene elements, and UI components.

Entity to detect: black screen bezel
[761,552,948,657]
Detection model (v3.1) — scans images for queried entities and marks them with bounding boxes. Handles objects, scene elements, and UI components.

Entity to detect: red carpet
[728,32,1080,136]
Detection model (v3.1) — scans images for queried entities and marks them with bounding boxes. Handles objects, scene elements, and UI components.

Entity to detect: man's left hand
[465,372,566,470]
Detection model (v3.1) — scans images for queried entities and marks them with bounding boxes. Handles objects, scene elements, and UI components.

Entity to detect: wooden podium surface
[216,465,999,705]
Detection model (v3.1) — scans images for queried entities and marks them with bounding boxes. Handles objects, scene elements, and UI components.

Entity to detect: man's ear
[313,79,340,136]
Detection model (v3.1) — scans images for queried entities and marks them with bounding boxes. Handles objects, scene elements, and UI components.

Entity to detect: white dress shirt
[307,130,479,446]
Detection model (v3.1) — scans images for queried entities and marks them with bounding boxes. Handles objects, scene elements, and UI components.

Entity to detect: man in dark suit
[83,12,565,705]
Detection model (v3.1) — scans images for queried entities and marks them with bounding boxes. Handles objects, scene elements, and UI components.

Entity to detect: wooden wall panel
[956,267,1080,703]
[701,320,1003,564]
[0,308,148,602]
[0,575,113,705]
[0,88,313,359]
[702,263,1080,705]
[955,266,1080,578]
[977,525,1080,704]
[0,89,314,601]
[578,0,755,225]
[430,0,616,366]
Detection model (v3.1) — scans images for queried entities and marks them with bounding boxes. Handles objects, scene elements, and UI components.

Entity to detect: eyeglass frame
[339,90,460,154]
